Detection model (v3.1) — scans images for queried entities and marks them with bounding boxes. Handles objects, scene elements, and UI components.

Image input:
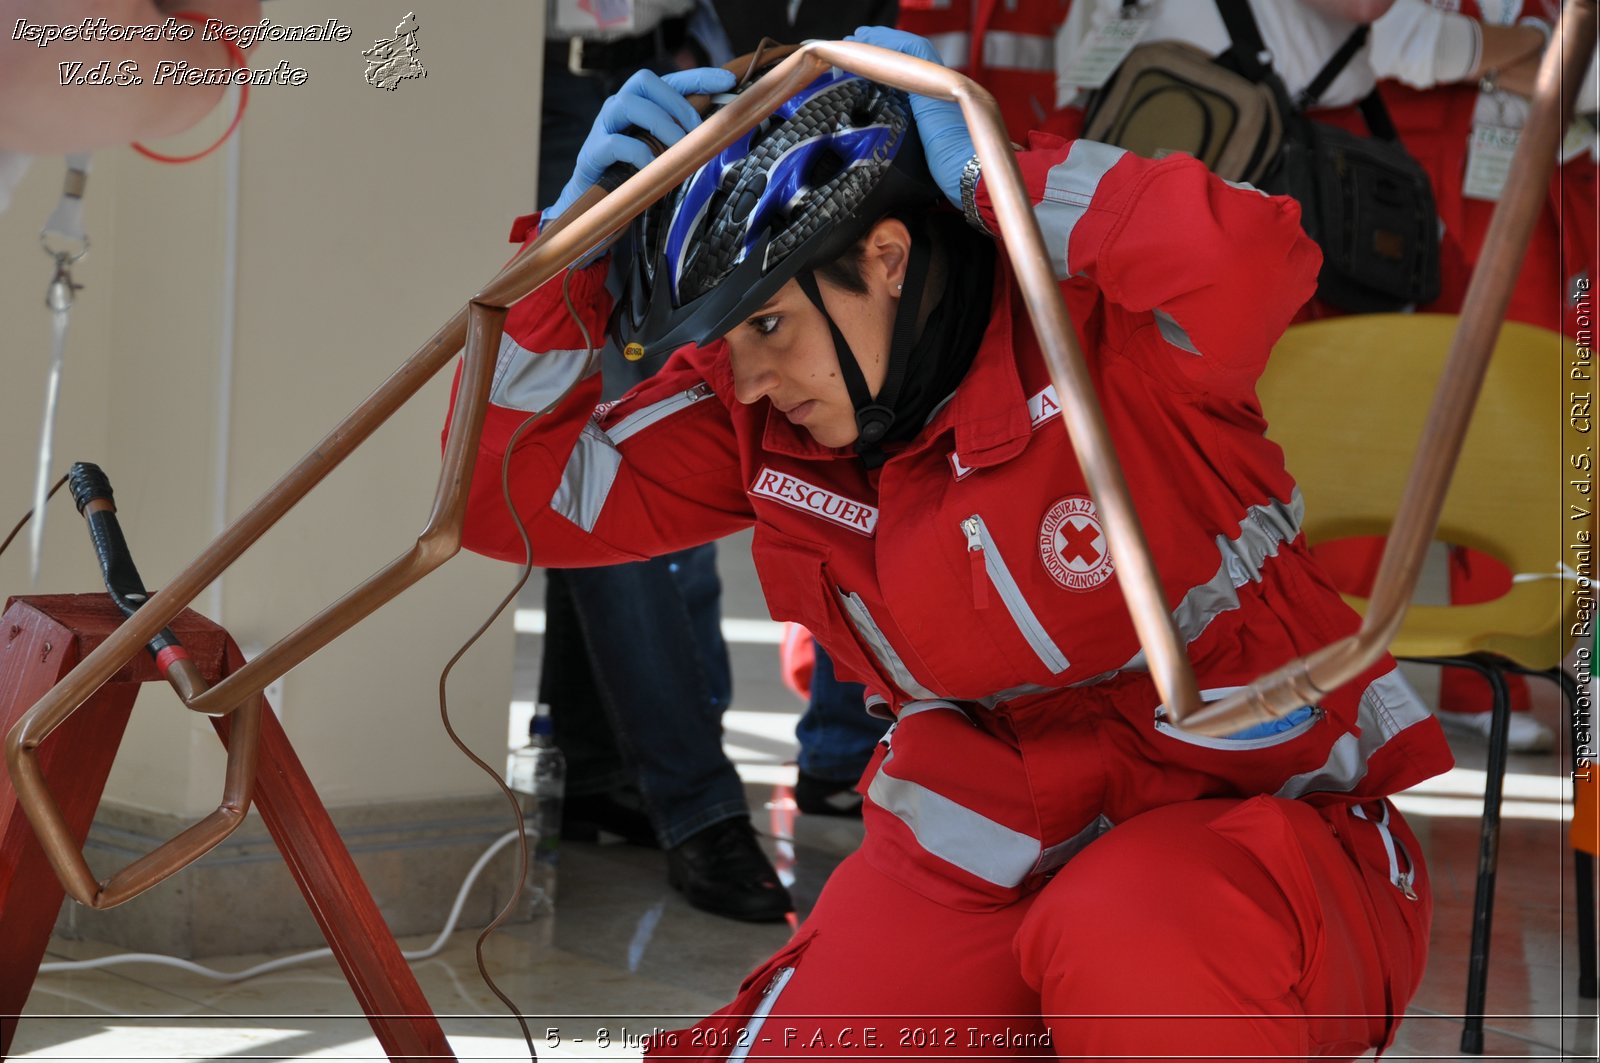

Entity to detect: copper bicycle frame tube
[1186,0,1597,733]
[6,14,1593,904]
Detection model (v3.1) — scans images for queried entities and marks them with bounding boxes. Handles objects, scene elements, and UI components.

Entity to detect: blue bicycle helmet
[614,67,941,358]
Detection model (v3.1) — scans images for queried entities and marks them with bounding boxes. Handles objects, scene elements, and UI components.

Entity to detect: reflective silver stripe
[1035,813,1113,875]
[550,422,621,532]
[607,383,713,443]
[971,681,1066,711]
[922,29,1054,72]
[1223,178,1270,197]
[895,698,965,723]
[966,515,1071,674]
[548,384,714,532]
[839,590,941,700]
[1153,308,1201,355]
[1036,141,1126,279]
[868,748,1042,887]
[1276,669,1433,799]
[489,335,595,412]
[926,31,969,67]
[1164,491,1305,652]
[728,967,795,1063]
[865,692,894,720]
[981,29,1055,71]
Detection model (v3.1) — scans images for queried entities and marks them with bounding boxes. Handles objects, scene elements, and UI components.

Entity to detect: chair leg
[1549,667,1596,999]
[1511,665,1597,999]
[1579,850,1598,999]
[1419,656,1512,1055]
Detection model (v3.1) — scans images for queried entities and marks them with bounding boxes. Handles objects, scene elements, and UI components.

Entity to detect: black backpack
[1085,0,1441,312]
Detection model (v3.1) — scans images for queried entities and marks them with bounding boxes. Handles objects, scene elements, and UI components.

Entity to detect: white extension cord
[36,828,523,982]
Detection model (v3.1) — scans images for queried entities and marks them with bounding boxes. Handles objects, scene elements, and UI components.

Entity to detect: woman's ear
[862,217,912,295]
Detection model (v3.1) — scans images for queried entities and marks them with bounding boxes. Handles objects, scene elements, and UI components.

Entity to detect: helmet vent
[618,68,940,351]
[809,147,845,188]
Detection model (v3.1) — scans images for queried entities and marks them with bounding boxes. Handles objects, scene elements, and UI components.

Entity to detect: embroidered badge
[949,385,1062,481]
[1039,495,1113,591]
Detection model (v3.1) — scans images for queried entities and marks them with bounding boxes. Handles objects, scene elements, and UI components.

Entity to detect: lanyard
[31,153,90,583]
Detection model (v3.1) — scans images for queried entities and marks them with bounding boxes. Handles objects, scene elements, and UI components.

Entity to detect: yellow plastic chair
[1257,313,1590,1054]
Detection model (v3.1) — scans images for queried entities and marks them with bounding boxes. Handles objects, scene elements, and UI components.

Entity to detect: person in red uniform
[1374,0,1594,337]
[446,25,1454,1059]
[1317,0,1597,750]
[895,0,1073,140]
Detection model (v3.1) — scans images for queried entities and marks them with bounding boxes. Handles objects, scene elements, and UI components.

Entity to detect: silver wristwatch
[959,153,990,235]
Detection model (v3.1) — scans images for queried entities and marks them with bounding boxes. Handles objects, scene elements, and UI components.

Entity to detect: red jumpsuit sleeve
[976,132,1323,392]
[442,217,754,567]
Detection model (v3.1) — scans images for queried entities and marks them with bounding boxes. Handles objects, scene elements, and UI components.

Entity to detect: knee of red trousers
[1013,798,1416,1063]
[648,849,1048,1059]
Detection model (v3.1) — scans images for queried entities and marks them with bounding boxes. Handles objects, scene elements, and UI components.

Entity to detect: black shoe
[562,790,659,847]
[795,771,864,818]
[666,818,793,923]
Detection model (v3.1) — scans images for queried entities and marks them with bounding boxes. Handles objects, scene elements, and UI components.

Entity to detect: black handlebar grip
[69,461,114,515]
[68,461,184,658]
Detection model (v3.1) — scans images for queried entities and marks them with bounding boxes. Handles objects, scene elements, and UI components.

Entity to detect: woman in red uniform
[447,26,1454,1060]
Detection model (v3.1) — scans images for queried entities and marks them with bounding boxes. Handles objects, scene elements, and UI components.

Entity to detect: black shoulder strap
[1215,1,1376,121]
[1299,24,1369,110]
[1214,0,1270,83]
[1298,23,1400,140]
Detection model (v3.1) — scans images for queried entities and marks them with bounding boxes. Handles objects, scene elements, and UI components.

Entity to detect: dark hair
[815,237,870,294]
[813,212,972,297]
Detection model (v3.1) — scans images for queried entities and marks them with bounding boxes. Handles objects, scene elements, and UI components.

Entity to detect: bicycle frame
[8,0,1597,908]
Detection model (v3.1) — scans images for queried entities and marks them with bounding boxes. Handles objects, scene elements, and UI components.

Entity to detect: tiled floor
[12,533,1600,1060]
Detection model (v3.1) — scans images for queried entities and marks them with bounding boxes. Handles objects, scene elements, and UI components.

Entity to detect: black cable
[0,473,69,562]
[434,270,601,1062]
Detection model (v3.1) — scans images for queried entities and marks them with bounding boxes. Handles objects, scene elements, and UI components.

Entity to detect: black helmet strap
[794,225,932,469]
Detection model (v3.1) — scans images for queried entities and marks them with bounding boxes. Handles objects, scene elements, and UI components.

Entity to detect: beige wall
[1,1,543,817]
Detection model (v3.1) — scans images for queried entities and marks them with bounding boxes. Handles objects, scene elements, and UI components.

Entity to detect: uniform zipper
[962,517,991,609]
[728,966,795,1063]
[607,382,713,443]
[960,514,1071,674]
[1353,803,1418,901]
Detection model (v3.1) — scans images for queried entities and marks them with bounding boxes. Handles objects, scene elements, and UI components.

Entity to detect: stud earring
[896,283,903,292]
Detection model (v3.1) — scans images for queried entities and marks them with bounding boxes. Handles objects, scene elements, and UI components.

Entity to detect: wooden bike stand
[0,595,456,1062]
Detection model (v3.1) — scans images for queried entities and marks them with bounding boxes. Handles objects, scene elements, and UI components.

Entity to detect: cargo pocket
[750,526,833,634]
[750,525,892,696]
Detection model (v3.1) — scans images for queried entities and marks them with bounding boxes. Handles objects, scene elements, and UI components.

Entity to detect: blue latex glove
[846,26,974,207]
[543,66,738,224]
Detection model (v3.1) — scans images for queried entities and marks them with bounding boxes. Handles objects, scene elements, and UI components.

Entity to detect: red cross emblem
[1059,519,1102,566]
[1039,496,1114,592]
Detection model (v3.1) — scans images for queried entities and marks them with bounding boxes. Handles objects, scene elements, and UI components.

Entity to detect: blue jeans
[542,545,744,848]
[795,641,890,785]
[536,46,746,849]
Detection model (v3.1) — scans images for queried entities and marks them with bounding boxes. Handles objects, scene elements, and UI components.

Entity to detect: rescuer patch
[751,467,879,536]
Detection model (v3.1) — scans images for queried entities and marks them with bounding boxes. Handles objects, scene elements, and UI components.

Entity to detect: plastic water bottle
[507,703,565,916]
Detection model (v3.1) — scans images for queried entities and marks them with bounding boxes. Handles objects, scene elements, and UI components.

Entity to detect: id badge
[1561,115,1597,162]
[555,0,636,34]
[1463,122,1519,201]
[1059,11,1150,91]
